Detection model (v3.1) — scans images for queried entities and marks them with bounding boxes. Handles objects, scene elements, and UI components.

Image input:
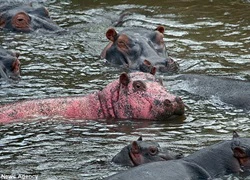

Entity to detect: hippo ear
[141,60,156,75]
[233,147,250,168]
[15,52,20,58]
[233,147,247,158]
[137,136,142,141]
[131,141,140,154]
[0,18,6,28]
[151,67,157,75]
[119,72,130,86]
[106,28,117,42]
[233,131,240,139]
[12,59,21,74]
[155,25,165,34]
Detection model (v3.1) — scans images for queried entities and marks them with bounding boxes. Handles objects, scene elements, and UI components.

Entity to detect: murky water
[0,0,250,179]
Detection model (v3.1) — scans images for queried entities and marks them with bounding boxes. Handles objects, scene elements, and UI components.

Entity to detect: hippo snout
[162,97,184,116]
[156,58,179,73]
[173,97,185,115]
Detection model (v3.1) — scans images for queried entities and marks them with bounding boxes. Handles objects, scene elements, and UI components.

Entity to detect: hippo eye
[118,41,128,49]
[149,147,158,156]
[133,81,146,92]
[11,12,31,30]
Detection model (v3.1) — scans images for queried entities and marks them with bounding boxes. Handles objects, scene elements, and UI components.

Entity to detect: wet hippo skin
[112,136,183,166]
[0,72,185,122]
[101,26,179,73]
[170,74,250,110]
[0,46,21,81]
[0,2,63,32]
[107,132,250,180]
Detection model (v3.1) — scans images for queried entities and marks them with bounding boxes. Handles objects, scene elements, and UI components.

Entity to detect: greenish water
[0,0,249,179]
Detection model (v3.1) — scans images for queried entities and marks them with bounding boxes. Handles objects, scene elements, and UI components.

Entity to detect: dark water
[0,0,250,179]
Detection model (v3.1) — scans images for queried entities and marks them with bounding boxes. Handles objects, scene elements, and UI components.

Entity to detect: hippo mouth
[152,97,185,120]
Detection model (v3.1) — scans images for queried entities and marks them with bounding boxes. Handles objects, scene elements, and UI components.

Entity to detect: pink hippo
[0,72,185,123]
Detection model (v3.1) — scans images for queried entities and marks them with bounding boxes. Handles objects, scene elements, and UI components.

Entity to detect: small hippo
[112,136,183,167]
[0,72,185,123]
[0,46,21,81]
[106,131,250,180]
[100,26,179,73]
[0,2,63,32]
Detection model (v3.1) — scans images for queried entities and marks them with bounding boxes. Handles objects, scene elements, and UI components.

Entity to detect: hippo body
[112,136,183,167]
[107,132,250,180]
[101,26,179,73]
[0,46,20,81]
[0,72,185,123]
[0,3,63,32]
[169,74,250,110]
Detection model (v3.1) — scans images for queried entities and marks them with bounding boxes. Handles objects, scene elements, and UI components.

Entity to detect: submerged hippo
[100,26,179,73]
[168,74,250,111]
[0,72,185,123]
[107,131,250,180]
[112,136,183,167]
[0,2,63,32]
[0,46,21,81]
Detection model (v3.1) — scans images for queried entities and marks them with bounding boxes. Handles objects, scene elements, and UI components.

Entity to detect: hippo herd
[0,2,250,180]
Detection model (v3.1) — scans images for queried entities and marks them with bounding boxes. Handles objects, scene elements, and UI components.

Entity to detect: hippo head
[101,26,179,73]
[112,136,183,166]
[99,72,185,120]
[231,131,250,171]
[0,47,21,81]
[0,3,62,32]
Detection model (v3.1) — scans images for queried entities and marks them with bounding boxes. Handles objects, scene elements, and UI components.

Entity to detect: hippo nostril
[174,97,185,115]
[164,99,172,107]
[175,97,183,104]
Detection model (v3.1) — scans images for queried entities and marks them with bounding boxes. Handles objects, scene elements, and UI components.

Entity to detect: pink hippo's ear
[155,25,165,34]
[119,72,130,86]
[106,28,117,42]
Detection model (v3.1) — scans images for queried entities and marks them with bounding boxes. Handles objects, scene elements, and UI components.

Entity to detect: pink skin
[0,72,185,123]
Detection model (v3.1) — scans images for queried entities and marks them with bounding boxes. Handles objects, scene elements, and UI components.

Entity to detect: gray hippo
[169,74,250,111]
[0,72,185,123]
[0,2,63,32]
[0,46,21,81]
[100,26,179,73]
[112,136,183,166]
[106,131,250,180]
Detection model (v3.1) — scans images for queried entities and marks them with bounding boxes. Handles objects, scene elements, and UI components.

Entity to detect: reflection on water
[0,0,250,179]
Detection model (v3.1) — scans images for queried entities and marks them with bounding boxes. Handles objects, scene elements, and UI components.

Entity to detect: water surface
[0,0,250,179]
